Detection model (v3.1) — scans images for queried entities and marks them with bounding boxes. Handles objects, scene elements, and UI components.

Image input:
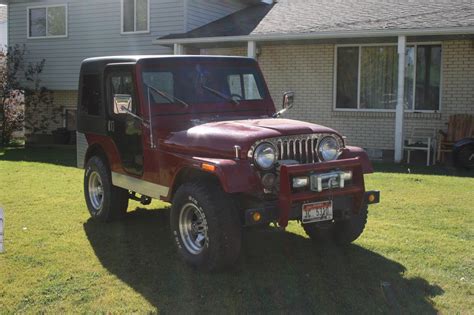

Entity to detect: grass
[0,147,473,313]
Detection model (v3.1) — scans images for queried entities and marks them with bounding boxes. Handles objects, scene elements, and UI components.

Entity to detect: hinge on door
[107,120,115,132]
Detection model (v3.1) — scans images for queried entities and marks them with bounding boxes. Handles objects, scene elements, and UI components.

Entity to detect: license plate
[302,201,333,224]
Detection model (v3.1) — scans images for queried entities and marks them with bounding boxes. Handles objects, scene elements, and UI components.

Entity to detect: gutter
[153,26,474,45]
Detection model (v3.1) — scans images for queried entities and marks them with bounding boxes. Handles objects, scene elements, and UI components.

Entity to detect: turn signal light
[368,194,376,203]
[201,163,216,172]
[252,212,262,222]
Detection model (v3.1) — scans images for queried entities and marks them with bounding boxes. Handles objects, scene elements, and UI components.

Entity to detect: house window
[28,5,67,38]
[335,44,442,111]
[122,0,149,33]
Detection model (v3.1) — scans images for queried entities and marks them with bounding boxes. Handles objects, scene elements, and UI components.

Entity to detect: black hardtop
[80,55,256,74]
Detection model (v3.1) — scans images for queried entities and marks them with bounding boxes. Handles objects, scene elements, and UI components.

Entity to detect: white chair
[404,128,437,166]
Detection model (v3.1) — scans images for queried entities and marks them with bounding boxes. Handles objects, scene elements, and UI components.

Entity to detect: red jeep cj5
[77,56,380,271]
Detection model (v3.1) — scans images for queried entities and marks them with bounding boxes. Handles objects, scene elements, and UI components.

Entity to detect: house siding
[8,0,186,91]
[186,0,246,31]
[203,39,474,152]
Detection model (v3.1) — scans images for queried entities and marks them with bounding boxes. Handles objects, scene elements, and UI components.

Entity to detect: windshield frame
[135,58,273,116]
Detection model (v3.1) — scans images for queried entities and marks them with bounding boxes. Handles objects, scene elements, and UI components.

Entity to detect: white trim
[153,27,474,45]
[247,40,257,59]
[332,42,443,113]
[111,172,169,199]
[120,0,150,35]
[174,43,184,55]
[183,0,189,32]
[357,46,361,109]
[395,35,406,163]
[26,4,68,39]
[332,46,338,111]
[411,45,417,111]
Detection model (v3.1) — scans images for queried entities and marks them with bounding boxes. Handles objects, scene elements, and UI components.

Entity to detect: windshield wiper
[144,83,190,108]
[201,84,240,105]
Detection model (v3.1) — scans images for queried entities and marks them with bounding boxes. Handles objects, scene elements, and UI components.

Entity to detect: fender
[169,156,261,198]
[340,146,374,174]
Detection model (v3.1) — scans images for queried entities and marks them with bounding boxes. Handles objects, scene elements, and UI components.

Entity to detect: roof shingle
[159,0,474,40]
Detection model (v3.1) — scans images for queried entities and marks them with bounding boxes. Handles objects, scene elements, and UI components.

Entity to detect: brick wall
[203,39,474,151]
[28,39,473,149]
[25,90,77,138]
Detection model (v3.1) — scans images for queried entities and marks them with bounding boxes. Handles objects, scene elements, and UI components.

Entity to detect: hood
[164,118,339,158]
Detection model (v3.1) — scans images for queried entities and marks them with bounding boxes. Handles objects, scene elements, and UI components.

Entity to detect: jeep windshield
[141,62,266,109]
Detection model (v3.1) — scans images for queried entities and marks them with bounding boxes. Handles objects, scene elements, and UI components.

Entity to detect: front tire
[84,156,129,222]
[302,205,368,244]
[170,181,241,271]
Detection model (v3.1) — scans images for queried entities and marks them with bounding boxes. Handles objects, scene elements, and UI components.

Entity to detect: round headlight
[318,136,341,161]
[254,143,277,170]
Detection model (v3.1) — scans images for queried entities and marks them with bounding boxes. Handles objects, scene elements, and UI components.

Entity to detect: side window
[243,74,262,100]
[81,74,101,116]
[109,71,136,115]
[228,74,242,97]
[227,73,263,100]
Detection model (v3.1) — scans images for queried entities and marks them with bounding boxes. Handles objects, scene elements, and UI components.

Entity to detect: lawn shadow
[0,146,76,167]
[84,207,443,314]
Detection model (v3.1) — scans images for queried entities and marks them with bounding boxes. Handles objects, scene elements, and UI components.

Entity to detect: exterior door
[106,67,144,176]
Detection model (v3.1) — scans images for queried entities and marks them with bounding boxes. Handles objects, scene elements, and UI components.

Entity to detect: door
[106,67,144,176]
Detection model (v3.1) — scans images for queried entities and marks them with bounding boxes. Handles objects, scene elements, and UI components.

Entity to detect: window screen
[28,5,66,38]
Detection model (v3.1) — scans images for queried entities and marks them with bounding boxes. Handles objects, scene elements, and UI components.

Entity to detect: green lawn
[0,147,473,313]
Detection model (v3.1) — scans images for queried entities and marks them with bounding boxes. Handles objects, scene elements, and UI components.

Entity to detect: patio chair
[404,127,437,166]
[437,114,474,163]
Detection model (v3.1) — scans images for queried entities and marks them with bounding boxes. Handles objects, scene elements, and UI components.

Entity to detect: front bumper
[245,157,380,227]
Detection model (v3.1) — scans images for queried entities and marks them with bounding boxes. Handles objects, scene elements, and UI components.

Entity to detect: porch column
[247,41,257,59]
[174,43,185,55]
[394,35,406,163]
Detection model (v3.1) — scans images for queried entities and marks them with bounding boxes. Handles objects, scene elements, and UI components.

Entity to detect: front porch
[156,34,473,163]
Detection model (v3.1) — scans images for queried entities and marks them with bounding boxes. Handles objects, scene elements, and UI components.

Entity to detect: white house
[3,0,474,161]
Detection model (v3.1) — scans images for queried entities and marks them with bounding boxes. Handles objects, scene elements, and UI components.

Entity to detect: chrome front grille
[248,133,345,166]
[276,136,319,164]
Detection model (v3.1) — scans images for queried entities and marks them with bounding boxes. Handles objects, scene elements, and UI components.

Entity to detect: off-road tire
[170,181,242,271]
[454,144,474,169]
[84,156,129,222]
[302,205,368,245]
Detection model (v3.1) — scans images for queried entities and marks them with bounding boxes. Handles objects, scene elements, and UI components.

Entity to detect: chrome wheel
[178,203,209,255]
[88,171,104,211]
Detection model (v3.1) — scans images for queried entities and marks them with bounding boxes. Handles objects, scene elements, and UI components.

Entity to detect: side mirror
[282,91,295,109]
[113,94,132,114]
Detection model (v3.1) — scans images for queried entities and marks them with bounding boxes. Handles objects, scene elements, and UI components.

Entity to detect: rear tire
[454,144,474,169]
[84,156,129,222]
[302,205,368,245]
[170,181,241,271]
